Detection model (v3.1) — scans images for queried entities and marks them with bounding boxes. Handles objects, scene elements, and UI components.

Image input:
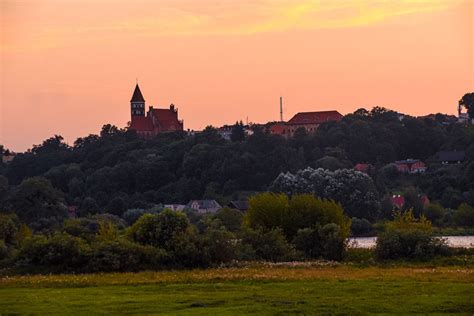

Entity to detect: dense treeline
[1,194,352,272]
[1,106,474,271]
[0,107,473,229]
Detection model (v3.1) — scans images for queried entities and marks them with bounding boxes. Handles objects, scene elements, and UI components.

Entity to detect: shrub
[423,203,446,227]
[213,207,243,232]
[454,203,474,227]
[128,210,189,248]
[375,211,449,260]
[63,218,100,241]
[128,211,202,267]
[92,214,127,230]
[286,194,350,239]
[246,193,289,231]
[106,197,127,216]
[78,197,100,217]
[16,224,32,247]
[320,223,348,260]
[87,239,167,272]
[16,233,90,269]
[239,227,298,262]
[0,240,7,260]
[122,207,162,226]
[246,193,350,240]
[351,217,372,236]
[0,213,19,245]
[97,220,119,242]
[122,209,148,225]
[293,224,347,261]
[292,228,320,259]
[200,228,237,264]
[166,228,201,267]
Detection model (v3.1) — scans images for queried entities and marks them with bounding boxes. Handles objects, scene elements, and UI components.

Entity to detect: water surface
[349,236,474,248]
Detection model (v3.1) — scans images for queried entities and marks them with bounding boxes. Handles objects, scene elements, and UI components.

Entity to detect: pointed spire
[130,84,145,102]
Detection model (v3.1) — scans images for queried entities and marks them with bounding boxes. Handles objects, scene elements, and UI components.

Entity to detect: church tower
[130,84,145,117]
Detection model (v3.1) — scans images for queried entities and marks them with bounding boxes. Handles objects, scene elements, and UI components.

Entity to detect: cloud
[101,0,464,35]
[2,0,464,52]
[106,0,461,35]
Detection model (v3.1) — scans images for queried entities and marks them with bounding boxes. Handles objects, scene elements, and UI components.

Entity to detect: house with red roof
[394,159,426,174]
[269,110,343,138]
[129,84,184,137]
[389,194,430,209]
[354,163,374,174]
[269,122,288,136]
[390,195,405,209]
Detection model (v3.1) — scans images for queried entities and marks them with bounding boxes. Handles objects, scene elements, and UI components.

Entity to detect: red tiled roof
[130,84,145,102]
[130,116,154,131]
[390,195,405,209]
[287,111,343,125]
[150,108,182,130]
[269,122,286,134]
[420,195,430,206]
[354,163,372,173]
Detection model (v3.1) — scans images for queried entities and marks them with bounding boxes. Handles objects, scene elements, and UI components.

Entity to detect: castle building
[129,84,184,137]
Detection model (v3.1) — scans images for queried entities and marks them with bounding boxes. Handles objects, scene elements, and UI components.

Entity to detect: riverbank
[349,235,474,248]
[0,264,472,315]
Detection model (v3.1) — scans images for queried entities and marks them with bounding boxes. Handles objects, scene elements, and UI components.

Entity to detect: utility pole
[280,96,284,122]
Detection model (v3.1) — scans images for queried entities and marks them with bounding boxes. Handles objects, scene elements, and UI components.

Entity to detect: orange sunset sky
[1,0,473,152]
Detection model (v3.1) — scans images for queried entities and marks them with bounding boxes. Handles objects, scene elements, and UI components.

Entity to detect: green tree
[200,227,237,264]
[375,210,448,260]
[87,239,166,272]
[286,194,349,239]
[97,220,119,242]
[231,121,246,142]
[17,233,90,269]
[246,193,289,231]
[239,227,297,262]
[8,177,67,223]
[213,207,243,232]
[459,92,474,119]
[128,210,189,249]
[31,135,69,154]
[423,203,446,227]
[403,188,425,217]
[106,197,127,216]
[0,213,19,245]
[0,175,9,202]
[78,197,100,217]
[454,203,474,227]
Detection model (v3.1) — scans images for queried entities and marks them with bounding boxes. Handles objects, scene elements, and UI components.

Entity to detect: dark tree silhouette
[231,121,246,142]
[459,93,474,119]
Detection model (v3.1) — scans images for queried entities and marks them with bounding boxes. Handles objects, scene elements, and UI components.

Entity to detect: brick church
[129,84,184,137]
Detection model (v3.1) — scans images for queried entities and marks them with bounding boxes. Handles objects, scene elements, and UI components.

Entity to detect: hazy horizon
[1,0,473,152]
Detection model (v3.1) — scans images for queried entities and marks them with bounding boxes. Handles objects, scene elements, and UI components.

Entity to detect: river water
[349,236,474,248]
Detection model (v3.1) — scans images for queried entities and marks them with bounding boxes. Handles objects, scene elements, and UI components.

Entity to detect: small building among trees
[186,200,222,214]
[395,159,426,174]
[269,110,343,138]
[436,151,465,164]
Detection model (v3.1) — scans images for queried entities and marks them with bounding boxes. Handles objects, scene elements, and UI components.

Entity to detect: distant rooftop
[287,111,343,125]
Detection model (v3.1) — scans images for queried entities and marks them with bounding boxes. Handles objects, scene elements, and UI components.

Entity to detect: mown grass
[1,264,473,315]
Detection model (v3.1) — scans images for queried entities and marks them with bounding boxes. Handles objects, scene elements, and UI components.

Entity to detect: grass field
[1,264,473,315]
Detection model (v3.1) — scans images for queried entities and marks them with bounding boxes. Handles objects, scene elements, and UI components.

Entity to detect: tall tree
[8,177,67,223]
[231,121,246,142]
[459,93,474,119]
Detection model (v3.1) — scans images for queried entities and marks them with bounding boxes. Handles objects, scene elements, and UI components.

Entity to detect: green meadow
[1,264,473,315]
